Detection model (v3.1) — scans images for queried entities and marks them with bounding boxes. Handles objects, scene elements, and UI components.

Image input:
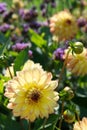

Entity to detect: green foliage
[14,48,29,73]
[29,29,47,48]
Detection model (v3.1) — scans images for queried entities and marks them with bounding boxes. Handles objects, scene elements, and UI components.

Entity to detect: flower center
[26,89,41,103]
[66,19,72,25]
[31,90,40,102]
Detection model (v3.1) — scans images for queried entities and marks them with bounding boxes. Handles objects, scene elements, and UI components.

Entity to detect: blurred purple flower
[29,21,41,29]
[28,50,33,58]
[53,48,64,60]
[41,8,47,17]
[22,24,29,32]
[40,4,46,10]
[12,43,29,51]
[22,9,38,22]
[3,10,13,22]
[19,9,25,18]
[77,17,87,27]
[0,23,10,32]
[0,2,7,14]
[51,1,56,8]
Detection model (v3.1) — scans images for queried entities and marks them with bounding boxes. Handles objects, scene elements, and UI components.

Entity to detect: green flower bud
[63,109,75,123]
[73,42,83,54]
[63,87,74,100]
[59,87,74,101]
[75,105,80,115]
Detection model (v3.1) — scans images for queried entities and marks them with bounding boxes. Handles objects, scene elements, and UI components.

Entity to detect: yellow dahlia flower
[49,11,78,41]
[64,48,87,76]
[13,0,24,9]
[73,117,87,130]
[22,60,43,71]
[4,60,59,122]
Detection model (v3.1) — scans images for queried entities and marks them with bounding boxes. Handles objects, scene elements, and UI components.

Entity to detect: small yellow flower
[73,117,87,130]
[4,60,59,122]
[49,10,78,41]
[13,0,24,9]
[64,48,87,76]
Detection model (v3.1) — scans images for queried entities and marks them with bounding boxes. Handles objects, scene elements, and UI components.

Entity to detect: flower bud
[63,87,74,100]
[73,42,84,54]
[63,109,75,123]
[59,87,74,101]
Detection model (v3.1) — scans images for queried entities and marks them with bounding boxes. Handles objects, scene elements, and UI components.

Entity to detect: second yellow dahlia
[4,60,59,122]
[64,48,87,76]
[49,10,78,41]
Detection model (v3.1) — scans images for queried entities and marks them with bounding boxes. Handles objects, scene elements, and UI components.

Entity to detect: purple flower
[22,8,38,22]
[28,50,33,58]
[3,10,13,22]
[51,2,56,8]
[19,9,25,18]
[40,4,46,10]
[29,21,41,29]
[77,17,87,27]
[0,23,10,32]
[0,3,7,14]
[41,8,47,17]
[22,24,29,32]
[53,48,64,60]
[12,43,29,51]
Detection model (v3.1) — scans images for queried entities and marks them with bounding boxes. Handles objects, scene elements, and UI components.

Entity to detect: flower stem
[20,119,25,130]
[42,118,47,130]
[58,101,64,129]
[58,48,71,88]
[28,121,31,130]
[7,67,13,79]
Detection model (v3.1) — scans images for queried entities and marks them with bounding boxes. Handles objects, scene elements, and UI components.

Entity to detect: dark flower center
[66,19,72,25]
[26,89,41,103]
[30,90,40,102]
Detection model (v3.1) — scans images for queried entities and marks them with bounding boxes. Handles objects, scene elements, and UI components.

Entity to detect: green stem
[7,67,13,79]
[28,121,31,130]
[42,118,47,130]
[58,48,71,88]
[54,49,71,129]
[20,119,25,130]
[58,101,64,129]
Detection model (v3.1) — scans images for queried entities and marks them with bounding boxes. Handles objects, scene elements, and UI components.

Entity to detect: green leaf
[33,114,59,130]
[0,39,10,55]
[0,114,21,130]
[0,33,8,44]
[14,48,29,74]
[0,103,10,115]
[29,29,47,48]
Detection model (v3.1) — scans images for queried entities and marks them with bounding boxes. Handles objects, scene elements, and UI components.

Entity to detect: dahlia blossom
[73,117,87,130]
[4,60,59,122]
[64,48,87,76]
[49,11,78,41]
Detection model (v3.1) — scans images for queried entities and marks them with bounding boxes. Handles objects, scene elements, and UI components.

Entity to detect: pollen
[26,89,41,103]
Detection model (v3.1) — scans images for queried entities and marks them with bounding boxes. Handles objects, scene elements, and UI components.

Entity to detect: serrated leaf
[29,29,47,48]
